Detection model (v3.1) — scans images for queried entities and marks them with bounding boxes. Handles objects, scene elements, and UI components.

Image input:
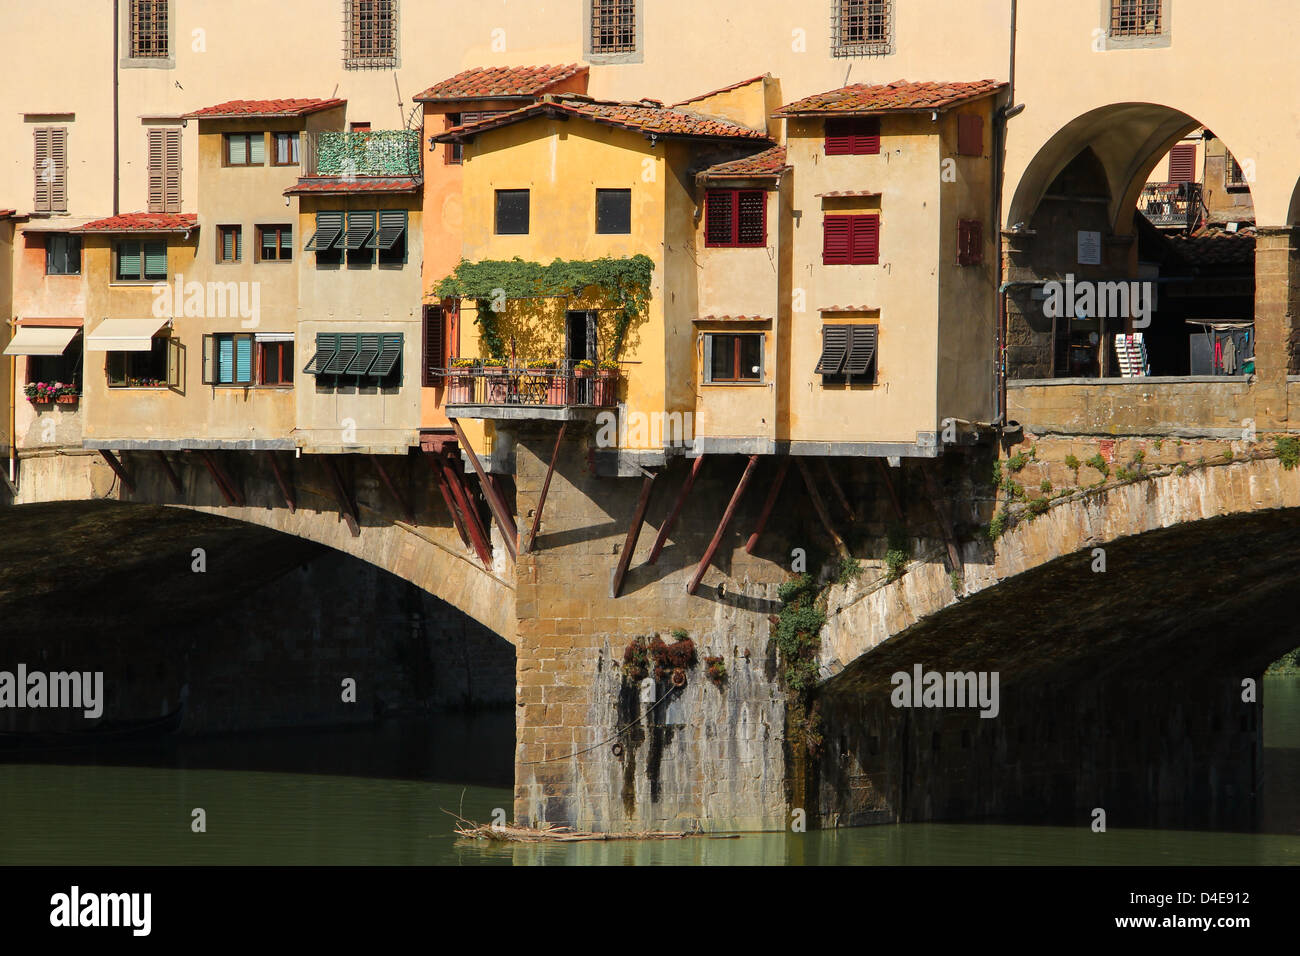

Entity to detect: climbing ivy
[433,256,655,361]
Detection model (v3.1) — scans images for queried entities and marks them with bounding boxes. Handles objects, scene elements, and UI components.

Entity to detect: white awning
[86,317,170,352]
[255,332,295,342]
[3,326,79,356]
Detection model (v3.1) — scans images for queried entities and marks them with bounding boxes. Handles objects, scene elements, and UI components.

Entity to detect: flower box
[55,394,79,405]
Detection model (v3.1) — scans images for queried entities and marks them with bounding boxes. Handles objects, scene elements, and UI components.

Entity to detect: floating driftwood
[444,809,696,843]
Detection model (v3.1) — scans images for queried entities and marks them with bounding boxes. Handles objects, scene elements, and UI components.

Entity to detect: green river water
[2,678,1297,866]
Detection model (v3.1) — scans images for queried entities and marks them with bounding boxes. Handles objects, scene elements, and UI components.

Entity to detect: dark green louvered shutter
[370,333,403,378]
[815,326,850,376]
[305,211,344,251]
[345,211,376,250]
[346,333,382,375]
[323,333,360,374]
[303,333,341,374]
[376,210,408,250]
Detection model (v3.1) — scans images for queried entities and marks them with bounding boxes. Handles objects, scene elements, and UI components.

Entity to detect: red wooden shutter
[823,216,852,264]
[1168,144,1196,183]
[825,119,854,156]
[706,190,735,246]
[147,129,165,212]
[957,219,983,266]
[737,191,766,246]
[423,306,446,387]
[957,115,984,156]
[826,118,880,155]
[850,215,879,264]
[853,118,881,154]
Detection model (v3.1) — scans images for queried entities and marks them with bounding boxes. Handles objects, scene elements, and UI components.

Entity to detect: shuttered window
[203,333,256,385]
[371,333,404,382]
[147,127,182,213]
[1168,144,1196,183]
[115,240,167,280]
[345,333,383,375]
[345,210,377,251]
[257,224,292,262]
[817,324,878,382]
[33,127,68,213]
[957,115,983,157]
[957,219,983,267]
[306,211,345,264]
[423,306,446,387]
[705,189,766,248]
[377,209,408,263]
[304,333,341,374]
[825,118,880,156]
[217,225,242,263]
[823,214,879,265]
[225,133,265,167]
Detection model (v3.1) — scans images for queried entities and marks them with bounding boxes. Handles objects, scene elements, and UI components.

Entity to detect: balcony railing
[441,364,620,408]
[300,129,422,179]
[1140,182,1202,230]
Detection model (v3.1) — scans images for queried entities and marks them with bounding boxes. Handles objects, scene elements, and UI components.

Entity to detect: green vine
[433,255,655,362]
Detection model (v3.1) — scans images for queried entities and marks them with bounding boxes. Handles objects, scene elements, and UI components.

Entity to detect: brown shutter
[147,128,165,212]
[957,115,984,156]
[48,128,67,212]
[163,128,182,213]
[33,127,51,212]
[423,305,446,387]
[1168,144,1196,183]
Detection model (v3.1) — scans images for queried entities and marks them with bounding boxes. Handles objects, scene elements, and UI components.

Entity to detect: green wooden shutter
[235,334,253,383]
[346,333,382,375]
[323,333,359,374]
[376,210,408,250]
[117,241,142,280]
[370,333,403,378]
[345,211,376,250]
[144,241,168,279]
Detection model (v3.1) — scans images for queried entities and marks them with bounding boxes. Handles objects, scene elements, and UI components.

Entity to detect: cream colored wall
[786,115,942,446]
[677,78,772,134]
[295,197,423,454]
[1,221,12,457]
[1144,135,1204,185]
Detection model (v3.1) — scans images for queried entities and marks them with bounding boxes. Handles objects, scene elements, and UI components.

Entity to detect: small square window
[107,334,172,387]
[1109,0,1161,37]
[128,0,169,58]
[591,0,637,53]
[834,0,892,57]
[272,132,300,166]
[225,133,265,167]
[45,234,82,276]
[345,0,398,69]
[825,118,880,156]
[495,190,530,235]
[705,190,766,248]
[257,224,293,262]
[705,333,763,383]
[217,225,242,263]
[115,239,168,281]
[259,339,295,386]
[596,189,631,235]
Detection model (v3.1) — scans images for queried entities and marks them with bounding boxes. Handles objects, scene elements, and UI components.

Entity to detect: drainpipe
[992,0,1019,427]
[7,316,14,489]
[113,0,120,216]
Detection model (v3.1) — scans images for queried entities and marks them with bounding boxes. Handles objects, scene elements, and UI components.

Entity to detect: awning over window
[3,326,79,356]
[85,317,170,352]
[254,331,295,342]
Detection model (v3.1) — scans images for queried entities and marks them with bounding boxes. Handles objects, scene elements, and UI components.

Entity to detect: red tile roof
[700,146,789,179]
[0,210,16,220]
[1167,227,1256,267]
[183,98,346,119]
[284,176,421,195]
[816,190,882,198]
[415,64,588,102]
[672,75,769,108]
[434,96,772,144]
[692,314,774,322]
[775,80,1007,116]
[75,213,198,233]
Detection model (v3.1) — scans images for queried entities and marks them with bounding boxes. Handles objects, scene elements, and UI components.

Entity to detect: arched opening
[1006,104,1257,382]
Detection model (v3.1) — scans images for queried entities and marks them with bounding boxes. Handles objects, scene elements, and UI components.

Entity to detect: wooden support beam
[370,454,415,524]
[323,456,360,536]
[610,471,657,598]
[687,454,759,595]
[98,450,134,492]
[199,451,241,506]
[155,451,183,495]
[647,454,705,566]
[875,457,906,524]
[439,454,494,569]
[796,457,849,560]
[449,418,517,562]
[425,451,470,548]
[822,457,855,520]
[745,456,789,554]
[524,422,566,554]
[921,461,963,572]
[267,452,297,514]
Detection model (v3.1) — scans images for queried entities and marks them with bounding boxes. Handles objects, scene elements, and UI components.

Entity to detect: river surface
[2,679,1298,866]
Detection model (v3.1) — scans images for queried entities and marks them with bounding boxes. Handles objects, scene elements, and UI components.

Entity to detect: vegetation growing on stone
[838,556,863,585]
[650,633,696,680]
[704,656,727,687]
[774,574,825,693]
[1084,453,1109,480]
[622,637,649,683]
[884,526,910,582]
[1005,450,1030,473]
[1276,436,1300,470]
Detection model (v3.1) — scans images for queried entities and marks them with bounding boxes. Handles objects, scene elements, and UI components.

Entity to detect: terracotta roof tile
[183,98,347,119]
[700,146,789,179]
[434,96,771,144]
[0,210,16,219]
[820,305,879,313]
[775,80,1007,116]
[284,176,421,195]
[672,75,769,108]
[692,314,774,322]
[415,64,587,102]
[1167,227,1256,267]
[75,212,197,233]
[816,190,881,198]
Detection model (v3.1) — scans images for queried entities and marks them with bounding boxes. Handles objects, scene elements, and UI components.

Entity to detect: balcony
[1140,182,1202,231]
[441,363,620,421]
[300,129,422,180]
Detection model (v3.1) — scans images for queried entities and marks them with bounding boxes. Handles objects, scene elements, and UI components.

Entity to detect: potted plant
[24,382,55,405]
[573,359,595,378]
[55,382,80,405]
[448,358,477,403]
[482,357,509,403]
[527,359,565,405]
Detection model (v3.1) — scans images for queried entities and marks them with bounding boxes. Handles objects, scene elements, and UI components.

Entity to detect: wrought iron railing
[440,363,620,408]
[1140,182,1202,230]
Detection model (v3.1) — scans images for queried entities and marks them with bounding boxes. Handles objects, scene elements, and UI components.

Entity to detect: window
[33,127,68,214]
[423,305,446,387]
[1168,143,1196,183]
[834,0,892,57]
[128,0,169,58]
[217,225,242,263]
[303,332,403,387]
[115,239,168,281]
[258,337,295,386]
[28,336,83,388]
[107,335,173,387]
[202,333,255,385]
[1109,0,1161,37]
[45,235,82,276]
[272,132,300,166]
[957,115,983,157]
[823,214,879,265]
[146,127,182,213]
[596,189,631,235]
[257,224,293,262]
[825,118,880,156]
[705,190,766,248]
[345,0,398,68]
[495,190,530,235]
[705,333,763,383]
[591,0,636,53]
[344,210,377,265]
[305,211,344,264]
[816,324,877,383]
[225,133,265,167]
[1225,154,1250,190]
[957,220,983,267]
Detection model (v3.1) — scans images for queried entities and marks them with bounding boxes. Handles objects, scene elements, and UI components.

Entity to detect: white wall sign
[1078,231,1102,265]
